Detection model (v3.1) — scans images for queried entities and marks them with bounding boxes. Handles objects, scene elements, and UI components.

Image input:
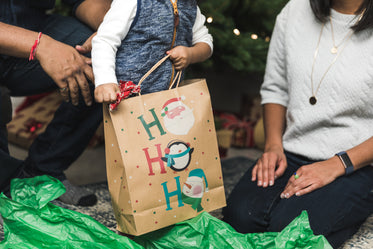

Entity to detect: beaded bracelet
[29,32,42,61]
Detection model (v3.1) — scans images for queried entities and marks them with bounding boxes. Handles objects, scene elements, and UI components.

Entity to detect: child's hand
[166,46,192,70]
[94,83,120,103]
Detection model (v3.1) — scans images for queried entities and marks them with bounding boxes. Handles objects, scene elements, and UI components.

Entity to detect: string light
[233,28,240,36]
[251,34,258,40]
[265,36,270,42]
[207,17,213,23]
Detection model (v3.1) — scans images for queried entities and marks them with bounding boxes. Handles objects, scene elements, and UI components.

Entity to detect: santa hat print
[187,169,209,192]
[161,96,186,116]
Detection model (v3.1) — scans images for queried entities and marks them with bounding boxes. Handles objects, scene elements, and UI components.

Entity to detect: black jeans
[222,152,373,248]
[0,14,102,191]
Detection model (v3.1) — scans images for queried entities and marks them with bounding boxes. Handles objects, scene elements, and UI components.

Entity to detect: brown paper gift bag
[103,56,226,236]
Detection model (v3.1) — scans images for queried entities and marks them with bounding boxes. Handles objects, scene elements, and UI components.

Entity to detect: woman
[222,0,373,248]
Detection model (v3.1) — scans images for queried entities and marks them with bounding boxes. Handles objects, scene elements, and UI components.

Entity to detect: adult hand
[94,83,120,103]
[35,34,93,106]
[252,146,287,187]
[166,46,192,70]
[280,157,345,199]
[75,32,96,58]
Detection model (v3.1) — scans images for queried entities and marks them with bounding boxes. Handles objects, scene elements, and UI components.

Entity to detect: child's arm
[95,83,120,103]
[167,6,213,70]
[166,43,211,70]
[92,0,137,103]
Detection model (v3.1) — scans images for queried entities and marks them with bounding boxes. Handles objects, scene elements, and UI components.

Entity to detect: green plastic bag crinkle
[135,211,332,249]
[0,175,332,249]
[0,175,142,249]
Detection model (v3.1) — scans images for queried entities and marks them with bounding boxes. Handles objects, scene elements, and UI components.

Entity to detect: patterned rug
[1,157,372,248]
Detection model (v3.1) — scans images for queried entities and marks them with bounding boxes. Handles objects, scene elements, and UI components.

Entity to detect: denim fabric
[115,0,196,94]
[0,14,102,187]
[222,151,373,248]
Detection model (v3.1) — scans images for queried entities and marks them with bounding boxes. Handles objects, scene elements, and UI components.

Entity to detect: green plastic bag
[0,175,332,249]
[0,175,143,249]
[135,211,332,249]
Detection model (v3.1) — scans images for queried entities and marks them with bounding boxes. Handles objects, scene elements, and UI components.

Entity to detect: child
[92,0,213,103]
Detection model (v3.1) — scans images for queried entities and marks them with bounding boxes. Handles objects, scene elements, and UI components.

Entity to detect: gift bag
[103,56,226,236]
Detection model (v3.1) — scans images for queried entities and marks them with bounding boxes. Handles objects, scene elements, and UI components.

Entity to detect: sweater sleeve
[260,4,290,107]
[192,6,213,53]
[91,0,137,87]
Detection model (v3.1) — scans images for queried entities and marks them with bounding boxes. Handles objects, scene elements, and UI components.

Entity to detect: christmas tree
[54,0,288,74]
[198,0,288,74]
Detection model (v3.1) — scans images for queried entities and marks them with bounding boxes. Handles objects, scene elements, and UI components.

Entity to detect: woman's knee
[223,192,268,233]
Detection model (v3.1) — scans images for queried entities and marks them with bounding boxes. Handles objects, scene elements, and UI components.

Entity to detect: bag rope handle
[138,55,171,87]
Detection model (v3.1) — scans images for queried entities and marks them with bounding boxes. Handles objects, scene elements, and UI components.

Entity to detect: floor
[3,98,372,248]
[9,143,107,186]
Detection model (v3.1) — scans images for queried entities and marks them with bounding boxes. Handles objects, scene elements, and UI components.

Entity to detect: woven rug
[1,157,372,248]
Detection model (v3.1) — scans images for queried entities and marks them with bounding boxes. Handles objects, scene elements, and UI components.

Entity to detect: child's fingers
[94,93,104,103]
[110,91,117,103]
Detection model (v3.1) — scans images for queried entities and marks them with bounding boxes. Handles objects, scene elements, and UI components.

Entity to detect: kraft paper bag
[103,57,226,236]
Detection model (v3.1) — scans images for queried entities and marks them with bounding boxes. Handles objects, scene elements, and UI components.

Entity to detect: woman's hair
[310,0,373,32]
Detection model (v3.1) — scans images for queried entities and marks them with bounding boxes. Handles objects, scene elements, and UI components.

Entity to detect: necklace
[330,9,365,54]
[329,16,354,54]
[310,10,365,105]
[309,23,354,105]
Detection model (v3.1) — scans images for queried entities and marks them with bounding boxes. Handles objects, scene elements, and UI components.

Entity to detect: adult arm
[281,136,373,198]
[251,5,290,188]
[0,22,93,106]
[74,0,112,31]
[251,104,287,187]
[69,0,112,54]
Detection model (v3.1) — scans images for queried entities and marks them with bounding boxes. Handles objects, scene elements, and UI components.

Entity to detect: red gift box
[219,113,255,148]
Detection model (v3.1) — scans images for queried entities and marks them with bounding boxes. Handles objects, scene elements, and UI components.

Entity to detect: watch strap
[336,151,354,175]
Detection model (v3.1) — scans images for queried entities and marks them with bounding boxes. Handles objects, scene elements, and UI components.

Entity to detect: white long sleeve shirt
[260,0,373,160]
[92,0,213,87]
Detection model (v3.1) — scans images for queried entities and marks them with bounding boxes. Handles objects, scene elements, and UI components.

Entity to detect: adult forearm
[0,22,40,58]
[263,103,286,151]
[345,136,373,170]
[75,0,112,30]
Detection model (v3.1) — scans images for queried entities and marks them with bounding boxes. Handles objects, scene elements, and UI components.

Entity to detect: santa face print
[161,97,195,135]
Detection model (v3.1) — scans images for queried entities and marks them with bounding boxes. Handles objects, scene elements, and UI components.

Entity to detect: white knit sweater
[260,0,373,160]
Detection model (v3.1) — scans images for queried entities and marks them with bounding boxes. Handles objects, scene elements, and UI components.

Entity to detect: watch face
[336,152,354,175]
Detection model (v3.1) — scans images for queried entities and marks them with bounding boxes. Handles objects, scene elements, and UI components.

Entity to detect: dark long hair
[310,0,373,32]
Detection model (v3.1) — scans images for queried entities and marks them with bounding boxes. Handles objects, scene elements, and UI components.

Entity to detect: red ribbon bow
[25,118,43,133]
[15,118,44,141]
[109,80,141,111]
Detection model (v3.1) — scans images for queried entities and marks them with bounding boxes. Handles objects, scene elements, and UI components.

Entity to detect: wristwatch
[335,151,354,175]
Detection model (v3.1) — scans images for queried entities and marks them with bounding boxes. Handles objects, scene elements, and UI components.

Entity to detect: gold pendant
[331,46,338,54]
[309,96,317,105]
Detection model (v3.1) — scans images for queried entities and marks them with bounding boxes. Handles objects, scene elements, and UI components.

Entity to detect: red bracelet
[29,32,42,61]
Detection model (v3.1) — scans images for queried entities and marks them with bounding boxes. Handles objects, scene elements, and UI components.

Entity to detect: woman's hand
[94,83,120,103]
[35,34,94,106]
[252,145,287,187]
[281,156,345,198]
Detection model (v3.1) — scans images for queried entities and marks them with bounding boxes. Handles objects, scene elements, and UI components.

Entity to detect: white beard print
[163,103,195,135]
